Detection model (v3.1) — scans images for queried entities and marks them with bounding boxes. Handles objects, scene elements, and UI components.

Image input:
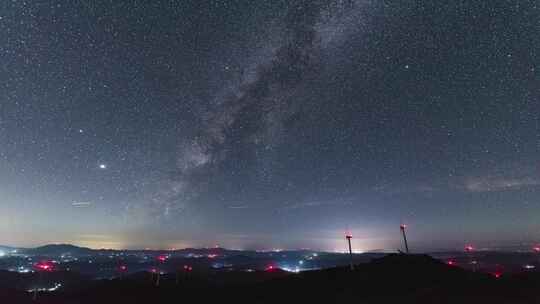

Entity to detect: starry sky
[0,1,538,251]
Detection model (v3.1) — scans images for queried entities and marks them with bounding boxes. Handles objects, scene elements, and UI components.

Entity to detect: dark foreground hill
[3,254,540,304]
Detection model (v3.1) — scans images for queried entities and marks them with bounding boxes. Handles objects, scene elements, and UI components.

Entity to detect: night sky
[0,1,538,251]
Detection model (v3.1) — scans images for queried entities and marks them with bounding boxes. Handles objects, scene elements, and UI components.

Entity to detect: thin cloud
[72,201,92,208]
[464,177,540,193]
[227,205,250,209]
[279,200,353,211]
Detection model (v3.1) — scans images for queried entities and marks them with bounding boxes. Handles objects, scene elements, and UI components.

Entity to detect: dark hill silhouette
[0,288,34,304]
[23,244,94,256]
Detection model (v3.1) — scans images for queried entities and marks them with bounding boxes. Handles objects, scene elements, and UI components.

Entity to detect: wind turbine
[532,246,540,269]
[178,264,193,284]
[345,230,354,270]
[400,224,409,253]
[465,244,476,272]
[155,254,167,286]
[117,264,128,279]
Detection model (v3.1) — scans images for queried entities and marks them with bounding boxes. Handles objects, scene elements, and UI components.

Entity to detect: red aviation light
[35,261,54,272]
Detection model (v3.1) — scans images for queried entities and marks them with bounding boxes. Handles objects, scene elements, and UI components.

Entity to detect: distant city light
[28,282,62,293]
[265,265,276,272]
[282,266,300,273]
[11,266,32,273]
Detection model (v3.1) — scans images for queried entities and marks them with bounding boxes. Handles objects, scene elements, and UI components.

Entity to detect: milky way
[166,1,362,218]
[0,1,538,251]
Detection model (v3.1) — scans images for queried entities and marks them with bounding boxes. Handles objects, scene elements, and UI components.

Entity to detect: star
[0,0,536,252]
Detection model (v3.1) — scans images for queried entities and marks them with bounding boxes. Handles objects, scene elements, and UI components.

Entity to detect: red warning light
[400,224,407,230]
[119,265,127,271]
[533,246,540,253]
[35,261,54,272]
[493,272,502,279]
[157,255,167,262]
[465,245,474,252]
[446,260,456,266]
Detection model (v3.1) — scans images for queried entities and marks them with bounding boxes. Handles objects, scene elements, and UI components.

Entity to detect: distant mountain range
[0,244,306,256]
[4,243,531,257]
[0,244,287,256]
[0,244,95,256]
[24,244,95,255]
[0,244,361,259]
